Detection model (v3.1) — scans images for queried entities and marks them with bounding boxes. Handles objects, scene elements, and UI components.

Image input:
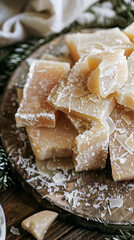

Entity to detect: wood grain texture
[0,186,111,240]
[0,34,134,234]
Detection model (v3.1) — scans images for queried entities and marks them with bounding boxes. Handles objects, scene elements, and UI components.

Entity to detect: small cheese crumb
[109,198,123,209]
[10,226,20,236]
[52,172,65,183]
[99,184,108,191]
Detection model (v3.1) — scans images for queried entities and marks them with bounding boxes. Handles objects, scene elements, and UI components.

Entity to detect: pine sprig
[105,229,134,240]
[0,145,14,190]
[0,37,55,92]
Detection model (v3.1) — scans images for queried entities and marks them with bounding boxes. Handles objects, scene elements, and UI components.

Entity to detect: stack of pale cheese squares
[15,23,134,182]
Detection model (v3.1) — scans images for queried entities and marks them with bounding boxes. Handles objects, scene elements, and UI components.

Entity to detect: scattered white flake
[64,189,84,208]
[10,226,20,236]
[119,157,127,164]
[127,207,133,213]
[107,205,112,215]
[52,172,66,183]
[116,133,133,155]
[101,213,105,218]
[127,183,134,190]
[85,202,90,206]
[64,191,74,204]
[125,133,134,152]
[93,202,101,209]
[109,198,123,209]
[107,116,116,134]
[99,184,108,191]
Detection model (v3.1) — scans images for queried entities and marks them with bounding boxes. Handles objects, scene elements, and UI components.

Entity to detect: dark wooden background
[1,184,113,240]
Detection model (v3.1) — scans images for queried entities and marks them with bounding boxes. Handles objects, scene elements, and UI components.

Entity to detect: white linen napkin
[0,0,98,47]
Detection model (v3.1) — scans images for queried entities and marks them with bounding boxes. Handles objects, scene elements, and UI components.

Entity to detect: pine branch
[0,145,14,190]
[105,229,134,240]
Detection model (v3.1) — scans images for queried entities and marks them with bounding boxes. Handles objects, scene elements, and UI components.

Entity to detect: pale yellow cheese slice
[115,51,134,110]
[109,104,134,181]
[27,112,78,160]
[21,211,58,240]
[66,28,134,62]
[123,22,134,43]
[15,60,70,128]
[87,50,128,98]
[16,88,75,173]
[73,121,109,172]
[47,55,116,122]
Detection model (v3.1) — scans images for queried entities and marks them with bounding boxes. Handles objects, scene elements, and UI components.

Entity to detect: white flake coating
[48,55,116,122]
[15,59,70,128]
[109,104,134,181]
[73,122,109,172]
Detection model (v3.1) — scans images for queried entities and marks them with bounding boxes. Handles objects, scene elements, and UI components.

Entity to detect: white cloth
[0,0,98,47]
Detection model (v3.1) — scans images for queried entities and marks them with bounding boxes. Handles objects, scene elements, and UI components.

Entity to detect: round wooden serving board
[1,34,134,233]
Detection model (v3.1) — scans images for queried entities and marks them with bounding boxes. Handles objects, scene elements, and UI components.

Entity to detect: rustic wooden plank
[61,228,94,240]
[44,219,74,240]
[7,214,74,240]
[61,228,111,240]
[1,177,113,240]
[3,185,75,240]
[2,185,39,230]
[0,186,19,204]
[6,227,29,240]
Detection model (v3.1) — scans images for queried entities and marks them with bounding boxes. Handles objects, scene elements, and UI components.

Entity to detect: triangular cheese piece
[87,50,128,98]
[21,210,58,240]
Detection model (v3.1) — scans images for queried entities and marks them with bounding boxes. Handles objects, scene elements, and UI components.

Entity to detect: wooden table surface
[1,183,113,240]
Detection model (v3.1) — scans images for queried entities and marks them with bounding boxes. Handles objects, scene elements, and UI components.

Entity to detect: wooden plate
[1,34,134,233]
